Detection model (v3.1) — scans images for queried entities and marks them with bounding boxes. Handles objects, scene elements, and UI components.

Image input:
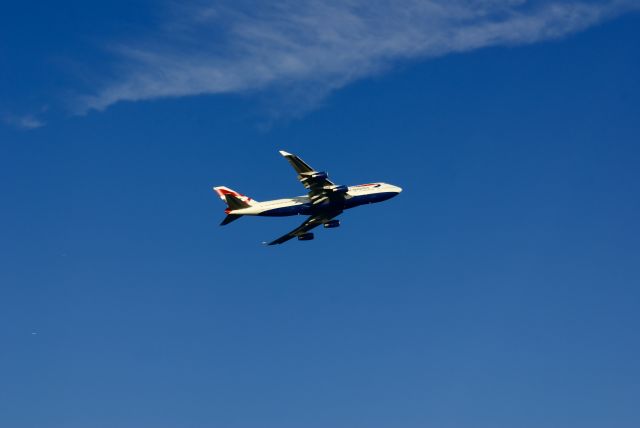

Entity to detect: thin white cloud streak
[81,0,639,112]
[3,114,45,130]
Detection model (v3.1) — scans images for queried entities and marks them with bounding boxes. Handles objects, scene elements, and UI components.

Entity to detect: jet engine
[297,233,315,241]
[330,185,348,194]
[310,171,328,179]
[323,220,340,228]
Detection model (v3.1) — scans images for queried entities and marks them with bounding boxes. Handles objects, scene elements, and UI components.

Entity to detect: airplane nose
[395,186,403,193]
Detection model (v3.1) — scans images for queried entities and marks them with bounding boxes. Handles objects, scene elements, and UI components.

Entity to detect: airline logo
[352,183,381,188]
[213,186,253,204]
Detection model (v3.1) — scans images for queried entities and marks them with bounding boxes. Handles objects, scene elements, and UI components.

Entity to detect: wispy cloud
[80,0,639,113]
[3,113,45,130]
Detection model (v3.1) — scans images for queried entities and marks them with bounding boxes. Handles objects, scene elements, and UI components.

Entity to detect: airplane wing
[279,150,341,205]
[266,210,342,246]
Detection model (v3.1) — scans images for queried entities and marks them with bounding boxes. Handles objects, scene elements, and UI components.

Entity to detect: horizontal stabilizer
[220,214,242,226]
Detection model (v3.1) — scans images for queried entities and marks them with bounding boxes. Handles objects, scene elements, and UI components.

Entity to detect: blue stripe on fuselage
[259,203,313,217]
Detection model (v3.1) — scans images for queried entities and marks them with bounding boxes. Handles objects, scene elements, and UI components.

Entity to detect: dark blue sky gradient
[1,8,640,428]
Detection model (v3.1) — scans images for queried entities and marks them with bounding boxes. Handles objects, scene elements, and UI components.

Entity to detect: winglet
[278,150,315,174]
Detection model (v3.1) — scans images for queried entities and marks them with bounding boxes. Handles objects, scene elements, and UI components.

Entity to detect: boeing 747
[213,150,402,245]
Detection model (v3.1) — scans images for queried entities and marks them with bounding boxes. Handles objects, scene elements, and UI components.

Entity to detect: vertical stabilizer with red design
[213,186,257,226]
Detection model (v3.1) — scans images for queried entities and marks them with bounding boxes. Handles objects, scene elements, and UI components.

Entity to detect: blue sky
[1,1,640,427]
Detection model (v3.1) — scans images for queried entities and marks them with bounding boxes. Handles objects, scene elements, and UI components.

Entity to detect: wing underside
[269,151,346,245]
[279,150,345,206]
[266,210,341,245]
[279,149,332,186]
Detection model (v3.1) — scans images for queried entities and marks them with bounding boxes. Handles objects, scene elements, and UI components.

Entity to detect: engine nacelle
[311,171,328,180]
[330,185,348,194]
[297,233,315,241]
[323,220,340,228]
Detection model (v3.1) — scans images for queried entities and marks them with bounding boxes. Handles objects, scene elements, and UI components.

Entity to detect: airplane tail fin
[213,186,257,226]
[213,186,257,205]
[220,214,242,226]
[223,193,250,210]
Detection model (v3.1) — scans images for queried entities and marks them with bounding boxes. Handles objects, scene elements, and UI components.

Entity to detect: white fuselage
[228,182,402,217]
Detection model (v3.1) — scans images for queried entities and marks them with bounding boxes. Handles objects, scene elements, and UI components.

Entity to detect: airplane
[213,150,402,245]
